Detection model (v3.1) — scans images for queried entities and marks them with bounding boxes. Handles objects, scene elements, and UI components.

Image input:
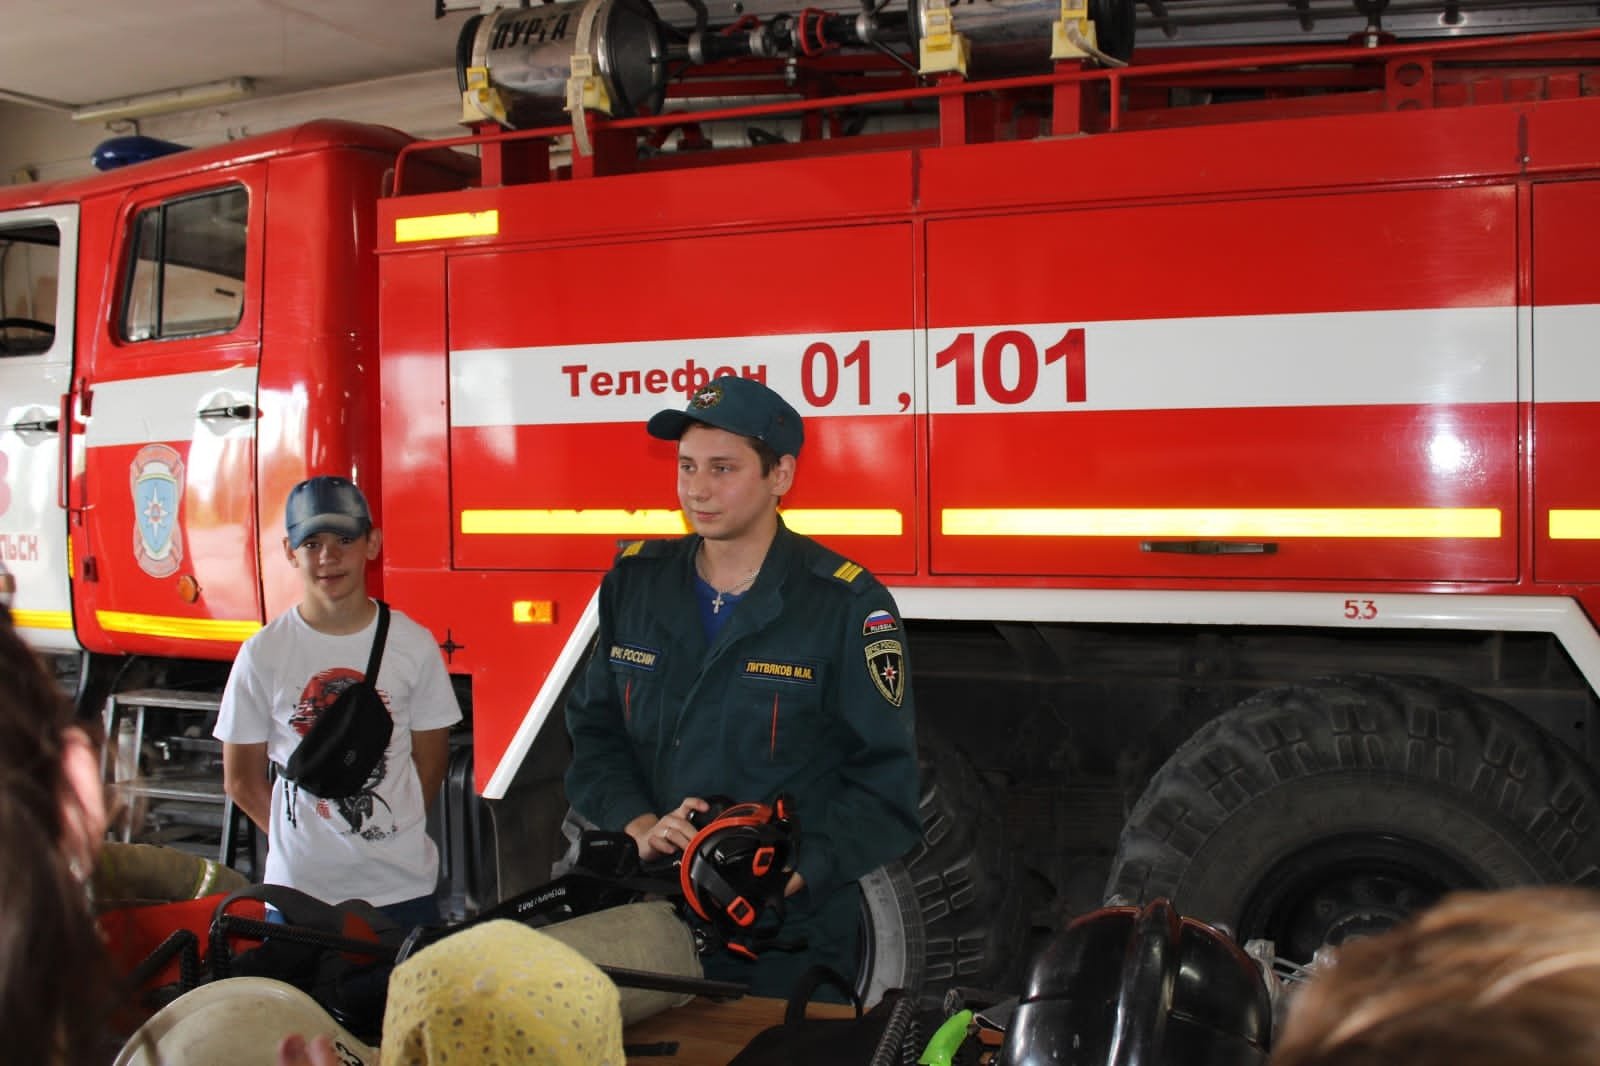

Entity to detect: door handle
[58,392,72,511]
[8,417,60,434]
[1141,540,1279,555]
[197,403,258,421]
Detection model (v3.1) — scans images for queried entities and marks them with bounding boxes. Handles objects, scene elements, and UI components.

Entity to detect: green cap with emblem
[647,376,805,458]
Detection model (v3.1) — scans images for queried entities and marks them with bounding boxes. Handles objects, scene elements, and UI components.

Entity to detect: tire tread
[1106,674,1600,934]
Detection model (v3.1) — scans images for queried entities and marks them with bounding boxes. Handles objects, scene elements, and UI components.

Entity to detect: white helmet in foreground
[114,977,377,1066]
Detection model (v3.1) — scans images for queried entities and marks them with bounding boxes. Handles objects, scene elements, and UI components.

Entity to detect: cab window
[122,185,247,342]
[0,221,60,358]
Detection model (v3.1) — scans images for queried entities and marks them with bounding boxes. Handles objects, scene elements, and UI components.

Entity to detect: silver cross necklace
[697,546,760,614]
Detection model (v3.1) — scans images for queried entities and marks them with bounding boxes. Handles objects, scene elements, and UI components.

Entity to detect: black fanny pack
[284,601,394,798]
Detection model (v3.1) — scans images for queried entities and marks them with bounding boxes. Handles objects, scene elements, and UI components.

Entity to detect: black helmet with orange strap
[678,796,797,957]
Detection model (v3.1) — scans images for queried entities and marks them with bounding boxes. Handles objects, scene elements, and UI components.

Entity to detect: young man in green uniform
[563,375,922,996]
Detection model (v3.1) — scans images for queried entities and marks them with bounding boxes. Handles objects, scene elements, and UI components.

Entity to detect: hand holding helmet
[637,796,715,861]
[678,795,798,958]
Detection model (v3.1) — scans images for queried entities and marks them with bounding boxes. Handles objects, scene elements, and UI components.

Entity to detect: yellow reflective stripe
[782,510,903,536]
[11,609,72,631]
[461,509,903,537]
[1550,510,1600,540]
[463,510,689,536]
[96,611,260,642]
[394,209,499,243]
[942,508,1502,539]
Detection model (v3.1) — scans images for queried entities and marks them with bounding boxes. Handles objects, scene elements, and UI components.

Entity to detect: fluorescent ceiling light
[72,77,255,123]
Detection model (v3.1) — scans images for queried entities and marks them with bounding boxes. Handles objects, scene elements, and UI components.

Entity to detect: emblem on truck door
[129,444,186,578]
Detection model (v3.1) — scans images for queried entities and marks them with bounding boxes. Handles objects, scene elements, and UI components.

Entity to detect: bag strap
[207,883,403,979]
[783,965,863,1024]
[363,600,390,683]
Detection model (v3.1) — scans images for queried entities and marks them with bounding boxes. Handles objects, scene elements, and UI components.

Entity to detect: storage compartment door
[1533,180,1600,584]
[926,186,1518,583]
[0,204,79,649]
[447,224,918,575]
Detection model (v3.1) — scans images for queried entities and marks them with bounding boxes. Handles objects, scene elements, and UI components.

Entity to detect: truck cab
[0,122,473,675]
[0,124,475,887]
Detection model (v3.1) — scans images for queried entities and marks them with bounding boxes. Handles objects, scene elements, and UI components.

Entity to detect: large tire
[857,862,925,1005]
[1106,674,1600,963]
[856,738,1032,1003]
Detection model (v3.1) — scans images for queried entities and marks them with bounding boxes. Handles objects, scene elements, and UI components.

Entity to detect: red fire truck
[5,0,1600,999]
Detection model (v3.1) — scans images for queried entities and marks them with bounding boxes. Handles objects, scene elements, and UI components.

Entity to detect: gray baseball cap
[647,376,804,458]
[284,475,372,549]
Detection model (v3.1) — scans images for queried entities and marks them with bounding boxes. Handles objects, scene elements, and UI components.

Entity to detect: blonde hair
[1273,886,1600,1066]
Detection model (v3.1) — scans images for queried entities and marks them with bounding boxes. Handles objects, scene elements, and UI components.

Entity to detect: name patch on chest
[742,658,820,685]
[610,643,661,670]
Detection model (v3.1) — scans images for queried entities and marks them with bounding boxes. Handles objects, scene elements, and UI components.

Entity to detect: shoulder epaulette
[614,538,674,562]
[811,552,870,591]
[832,560,865,584]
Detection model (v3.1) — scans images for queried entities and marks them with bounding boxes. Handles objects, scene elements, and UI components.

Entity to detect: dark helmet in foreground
[998,897,1272,1066]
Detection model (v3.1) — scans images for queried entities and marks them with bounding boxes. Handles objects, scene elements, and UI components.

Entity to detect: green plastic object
[918,1009,975,1066]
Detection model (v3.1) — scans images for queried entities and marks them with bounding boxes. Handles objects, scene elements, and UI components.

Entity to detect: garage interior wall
[0,68,462,186]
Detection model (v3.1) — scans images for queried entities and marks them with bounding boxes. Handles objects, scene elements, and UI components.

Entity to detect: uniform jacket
[564,519,922,906]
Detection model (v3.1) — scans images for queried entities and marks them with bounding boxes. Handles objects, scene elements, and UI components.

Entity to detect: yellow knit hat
[380,919,626,1066]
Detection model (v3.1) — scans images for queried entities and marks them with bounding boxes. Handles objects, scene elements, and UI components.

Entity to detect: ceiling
[3,0,1597,126]
[0,1,475,117]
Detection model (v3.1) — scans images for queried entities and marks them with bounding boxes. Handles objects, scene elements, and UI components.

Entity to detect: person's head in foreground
[1272,885,1600,1066]
[0,606,110,1065]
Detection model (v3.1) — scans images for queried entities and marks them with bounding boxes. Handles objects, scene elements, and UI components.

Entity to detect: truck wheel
[1106,674,1600,964]
[856,737,1031,1003]
[856,861,924,1005]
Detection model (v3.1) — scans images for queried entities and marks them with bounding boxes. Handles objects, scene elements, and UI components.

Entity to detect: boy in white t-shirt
[215,475,461,926]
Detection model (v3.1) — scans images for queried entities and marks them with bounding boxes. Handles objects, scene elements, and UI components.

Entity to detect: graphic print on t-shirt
[291,667,398,840]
